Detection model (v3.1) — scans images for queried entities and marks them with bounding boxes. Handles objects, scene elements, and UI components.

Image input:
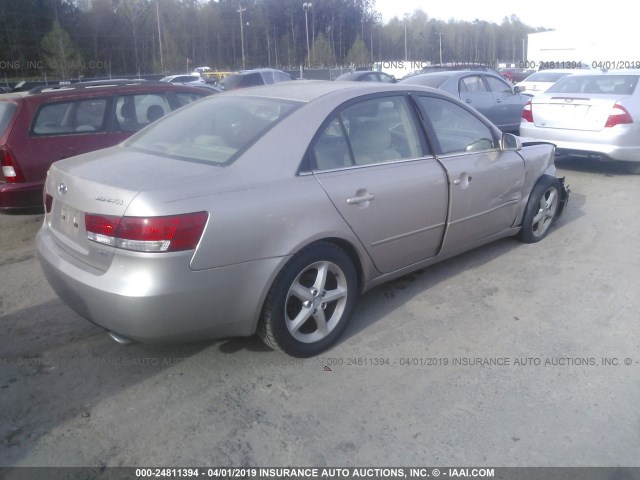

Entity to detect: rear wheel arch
[256,238,365,357]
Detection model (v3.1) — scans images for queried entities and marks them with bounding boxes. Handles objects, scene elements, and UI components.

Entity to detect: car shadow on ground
[0,298,212,464]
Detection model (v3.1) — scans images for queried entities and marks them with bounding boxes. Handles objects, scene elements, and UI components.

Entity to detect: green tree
[309,33,335,67]
[345,35,370,67]
[40,19,84,79]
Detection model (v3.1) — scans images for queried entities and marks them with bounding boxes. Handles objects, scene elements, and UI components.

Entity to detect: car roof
[21,80,207,99]
[232,68,285,74]
[415,70,501,78]
[224,79,440,103]
[560,68,640,76]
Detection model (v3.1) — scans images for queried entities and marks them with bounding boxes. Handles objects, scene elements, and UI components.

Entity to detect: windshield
[546,75,639,95]
[0,101,17,138]
[126,96,300,165]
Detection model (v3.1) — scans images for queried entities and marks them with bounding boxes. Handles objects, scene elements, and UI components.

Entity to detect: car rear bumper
[520,124,640,163]
[37,226,288,343]
[0,180,44,213]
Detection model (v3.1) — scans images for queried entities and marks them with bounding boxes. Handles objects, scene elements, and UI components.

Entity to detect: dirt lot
[1,159,639,469]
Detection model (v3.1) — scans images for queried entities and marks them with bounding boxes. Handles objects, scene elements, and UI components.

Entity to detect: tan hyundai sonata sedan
[37,80,569,357]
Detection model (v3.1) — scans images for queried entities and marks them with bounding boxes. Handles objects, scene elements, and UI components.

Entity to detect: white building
[527,30,638,70]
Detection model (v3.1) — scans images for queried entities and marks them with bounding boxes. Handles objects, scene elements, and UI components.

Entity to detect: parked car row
[340,67,640,173]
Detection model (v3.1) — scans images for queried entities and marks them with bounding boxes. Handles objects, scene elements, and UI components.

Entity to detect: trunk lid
[44,145,220,271]
[531,95,620,131]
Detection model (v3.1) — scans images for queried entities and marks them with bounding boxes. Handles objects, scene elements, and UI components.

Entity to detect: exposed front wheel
[258,243,358,357]
[519,176,562,243]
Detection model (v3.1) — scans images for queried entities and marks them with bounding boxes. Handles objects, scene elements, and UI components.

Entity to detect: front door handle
[453,174,473,188]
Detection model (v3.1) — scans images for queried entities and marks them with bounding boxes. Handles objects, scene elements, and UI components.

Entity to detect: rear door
[28,96,109,180]
[458,74,495,121]
[416,95,525,255]
[311,95,449,273]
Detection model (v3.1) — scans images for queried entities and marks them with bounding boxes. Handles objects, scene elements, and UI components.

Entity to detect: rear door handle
[347,192,376,204]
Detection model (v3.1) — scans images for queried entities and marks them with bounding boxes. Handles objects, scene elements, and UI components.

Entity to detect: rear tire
[258,242,358,357]
[519,176,562,243]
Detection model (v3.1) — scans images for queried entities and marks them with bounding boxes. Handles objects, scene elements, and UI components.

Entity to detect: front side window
[418,96,496,155]
[486,76,513,94]
[311,96,423,170]
[127,96,300,165]
[32,98,107,136]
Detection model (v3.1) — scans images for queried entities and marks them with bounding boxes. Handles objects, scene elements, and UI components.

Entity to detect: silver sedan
[399,71,529,133]
[520,69,640,173]
[37,81,569,357]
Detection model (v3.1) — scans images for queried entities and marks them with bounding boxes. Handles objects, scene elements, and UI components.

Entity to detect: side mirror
[514,85,525,94]
[501,132,522,152]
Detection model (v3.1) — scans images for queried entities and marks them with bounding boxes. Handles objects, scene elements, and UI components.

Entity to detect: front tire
[519,176,562,243]
[258,243,358,357]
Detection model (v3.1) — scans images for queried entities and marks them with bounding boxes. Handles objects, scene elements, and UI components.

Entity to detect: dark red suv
[0,80,213,213]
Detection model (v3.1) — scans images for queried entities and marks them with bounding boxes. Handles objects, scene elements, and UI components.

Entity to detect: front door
[416,95,525,255]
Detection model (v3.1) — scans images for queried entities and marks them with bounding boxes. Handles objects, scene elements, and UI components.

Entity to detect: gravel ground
[1,158,639,469]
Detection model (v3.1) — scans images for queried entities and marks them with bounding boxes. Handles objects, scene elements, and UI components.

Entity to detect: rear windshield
[524,71,571,82]
[126,96,301,165]
[547,75,639,95]
[0,102,17,137]
[220,73,263,90]
[404,75,448,88]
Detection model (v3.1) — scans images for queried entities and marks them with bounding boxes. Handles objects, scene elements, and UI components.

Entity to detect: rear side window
[312,96,423,170]
[460,75,488,92]
[0,102,17,137]
[32,98,108,136]
[115,94,171,132]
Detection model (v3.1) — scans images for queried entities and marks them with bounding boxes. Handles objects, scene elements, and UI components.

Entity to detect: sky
[373,0,625,33]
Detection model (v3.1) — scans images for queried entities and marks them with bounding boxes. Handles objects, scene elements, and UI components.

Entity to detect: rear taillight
[1,146,25,183]
[85,212,208,253]
[522,101,533,123]
[605,103,633,128]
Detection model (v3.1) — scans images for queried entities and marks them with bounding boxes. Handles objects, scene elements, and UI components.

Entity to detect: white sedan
[520,69,640,173]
